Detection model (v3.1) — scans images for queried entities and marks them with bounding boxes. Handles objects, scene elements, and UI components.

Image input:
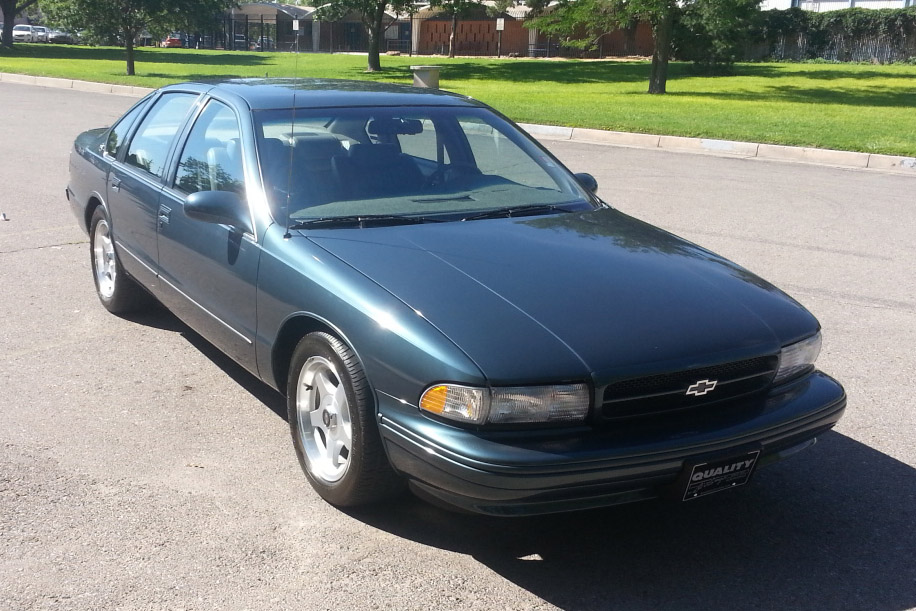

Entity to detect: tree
[42,0,233,75]
[676,0,761,71]
[526,0,679,93]
[428,0,480,58]
[1,0,39,49]
[317,0,411,71]
[42,0,163,74]
[526,0,758,94]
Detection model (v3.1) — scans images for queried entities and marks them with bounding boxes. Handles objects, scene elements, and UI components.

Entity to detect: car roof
[160,78,486,111]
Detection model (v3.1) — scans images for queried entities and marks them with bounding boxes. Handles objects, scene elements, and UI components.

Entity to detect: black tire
[287,332,403,506]
[88,206,149,314]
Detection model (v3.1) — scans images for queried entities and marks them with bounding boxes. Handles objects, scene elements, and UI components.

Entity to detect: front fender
[255,224,485,411]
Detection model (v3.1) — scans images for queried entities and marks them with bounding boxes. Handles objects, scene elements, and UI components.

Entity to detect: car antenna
[283,29,301,240]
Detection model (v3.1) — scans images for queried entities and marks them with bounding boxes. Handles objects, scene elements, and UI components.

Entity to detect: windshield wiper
[289,214,444,229]
[461,203,576,222]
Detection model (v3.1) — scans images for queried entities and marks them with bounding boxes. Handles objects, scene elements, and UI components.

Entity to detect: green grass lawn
[2,44,915,156]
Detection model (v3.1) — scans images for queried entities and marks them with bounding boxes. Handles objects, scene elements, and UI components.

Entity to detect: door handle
[110,177,121,192]
[158,206,171,228]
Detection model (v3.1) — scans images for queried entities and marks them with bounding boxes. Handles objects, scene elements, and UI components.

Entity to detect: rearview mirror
[367,118,424,136]
[574,172,598,194]
[184,190,252,233]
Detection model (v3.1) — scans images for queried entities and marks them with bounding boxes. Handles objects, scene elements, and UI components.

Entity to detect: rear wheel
[89,207,148,314]
[287,332,402,506]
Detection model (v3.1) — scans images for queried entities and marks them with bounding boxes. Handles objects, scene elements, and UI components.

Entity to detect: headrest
[346,143,401,167]
[259,138,288,162]
[291,134,344,161]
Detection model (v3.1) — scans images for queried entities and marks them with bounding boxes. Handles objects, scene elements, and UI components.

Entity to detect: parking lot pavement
[1,80,915,611]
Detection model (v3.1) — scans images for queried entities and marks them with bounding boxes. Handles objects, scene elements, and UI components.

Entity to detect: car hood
[307,208,818,385]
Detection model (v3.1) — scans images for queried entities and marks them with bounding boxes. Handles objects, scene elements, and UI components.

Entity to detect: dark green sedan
[67,79,845,515]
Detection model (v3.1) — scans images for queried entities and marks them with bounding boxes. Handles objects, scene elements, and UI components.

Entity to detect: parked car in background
[162,34,182,48]
[66,79,846,516]
[49,29,77,44]
[12,25,35,42]
[32,25,49,42]
[253,36,274,51]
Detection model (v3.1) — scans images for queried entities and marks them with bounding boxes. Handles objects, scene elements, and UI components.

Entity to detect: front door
[156,99,260,374]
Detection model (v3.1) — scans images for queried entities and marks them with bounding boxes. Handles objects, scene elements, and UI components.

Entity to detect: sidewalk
[4,71,914,175]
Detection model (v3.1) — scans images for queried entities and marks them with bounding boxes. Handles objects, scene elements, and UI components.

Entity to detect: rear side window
[459,117,556,190]
[125,93,197,178]
[174,100,245,196]
[105,98,150,157]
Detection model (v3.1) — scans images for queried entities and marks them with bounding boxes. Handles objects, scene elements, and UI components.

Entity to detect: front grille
[600,356,778,420]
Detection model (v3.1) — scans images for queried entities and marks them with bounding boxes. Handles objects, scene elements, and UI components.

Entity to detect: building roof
[230,3,317,20]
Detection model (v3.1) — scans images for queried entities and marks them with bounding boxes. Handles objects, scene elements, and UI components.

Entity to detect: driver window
[175,100,245,196]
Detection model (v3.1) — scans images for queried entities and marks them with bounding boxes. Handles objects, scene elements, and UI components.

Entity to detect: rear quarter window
[105,97,151,158]
[124,93,198,178]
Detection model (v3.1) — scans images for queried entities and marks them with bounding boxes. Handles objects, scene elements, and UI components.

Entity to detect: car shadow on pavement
[123,304,288,420]
[347,432,916,611]
[123,306,916,609]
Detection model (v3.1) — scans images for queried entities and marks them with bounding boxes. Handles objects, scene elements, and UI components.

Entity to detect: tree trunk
[365,2,385,72]
[648,10,674,94]
[1,0,40,49]
[448,12,458,58]
[125,31,136,76]
[1,0,16,49]
[1,19,13,49]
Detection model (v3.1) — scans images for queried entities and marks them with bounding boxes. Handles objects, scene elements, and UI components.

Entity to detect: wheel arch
[271,313,362,397]
[84,193,106,233]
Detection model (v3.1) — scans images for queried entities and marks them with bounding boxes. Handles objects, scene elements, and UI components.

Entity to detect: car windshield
[253,106,595,225]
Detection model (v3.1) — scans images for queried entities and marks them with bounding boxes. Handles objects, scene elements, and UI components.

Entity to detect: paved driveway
[1,81,914,610]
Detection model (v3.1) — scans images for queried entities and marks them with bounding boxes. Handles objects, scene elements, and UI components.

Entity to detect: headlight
[419,383,590,425]
[774,332,822,385]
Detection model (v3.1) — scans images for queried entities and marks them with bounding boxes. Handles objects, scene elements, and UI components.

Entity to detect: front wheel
[89,206,148,314]
[287,332,402,507]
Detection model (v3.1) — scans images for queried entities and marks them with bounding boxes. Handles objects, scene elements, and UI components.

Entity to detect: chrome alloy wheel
[296,356,353,483]
[92,218,117,299]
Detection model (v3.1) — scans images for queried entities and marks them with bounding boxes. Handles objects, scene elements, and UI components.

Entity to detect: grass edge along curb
[2,71,914,176]
[520,123,916,174]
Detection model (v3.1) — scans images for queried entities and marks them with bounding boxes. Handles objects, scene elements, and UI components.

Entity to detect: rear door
[107,92,199,288]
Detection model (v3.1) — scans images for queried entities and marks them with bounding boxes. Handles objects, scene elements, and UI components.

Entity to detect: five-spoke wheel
[89,207,148,314]
[296,355,353,483]
[287,332,402,506]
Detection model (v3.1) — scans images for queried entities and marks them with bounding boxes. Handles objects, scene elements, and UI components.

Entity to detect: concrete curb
[0,72,154,98]
[519,122,916,175]
[3,72,913,175]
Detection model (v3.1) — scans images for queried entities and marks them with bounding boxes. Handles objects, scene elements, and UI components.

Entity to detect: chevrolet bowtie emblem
[686,379,718,397]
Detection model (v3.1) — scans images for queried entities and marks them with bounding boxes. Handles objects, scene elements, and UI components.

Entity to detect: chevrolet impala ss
[67,79,846,515]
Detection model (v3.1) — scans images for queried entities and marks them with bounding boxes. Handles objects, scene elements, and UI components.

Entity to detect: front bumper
[378,371,846,516]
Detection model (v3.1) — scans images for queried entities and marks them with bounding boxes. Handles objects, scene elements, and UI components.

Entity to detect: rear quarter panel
[68,128,110,232]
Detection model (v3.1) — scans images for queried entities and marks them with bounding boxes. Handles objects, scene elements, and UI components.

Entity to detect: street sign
[496,18,505,31]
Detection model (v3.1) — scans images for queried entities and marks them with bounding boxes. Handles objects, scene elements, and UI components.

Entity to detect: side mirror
[574,172,598,194]
[184,190,252,233]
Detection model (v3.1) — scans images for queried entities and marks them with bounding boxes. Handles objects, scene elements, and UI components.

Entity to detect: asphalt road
[1,81,914,611]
